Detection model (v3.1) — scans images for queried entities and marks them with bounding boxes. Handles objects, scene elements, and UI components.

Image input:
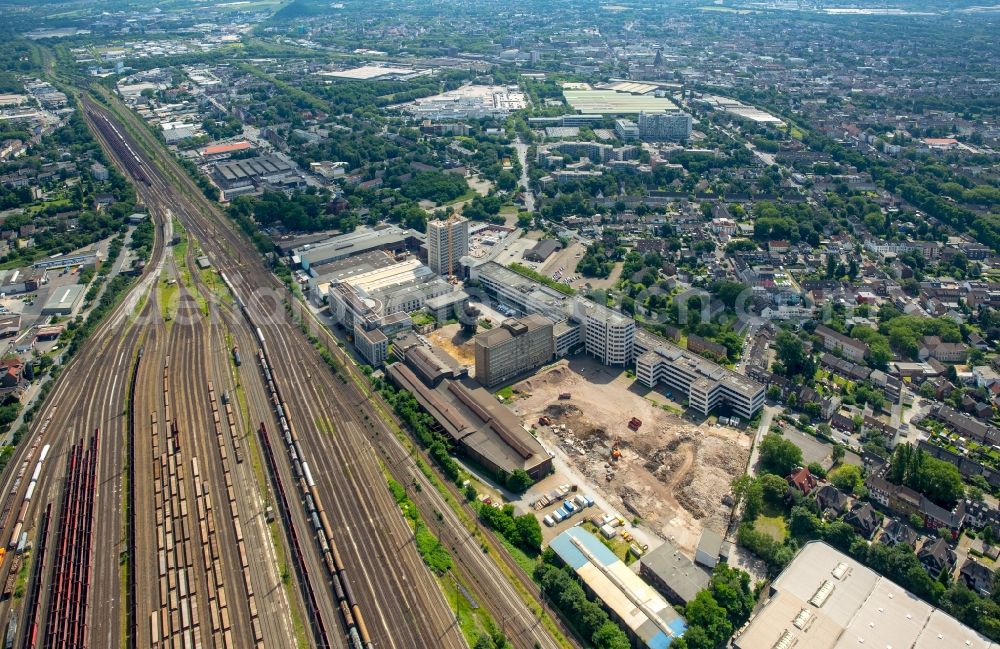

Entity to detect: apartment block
[638,111,693,142]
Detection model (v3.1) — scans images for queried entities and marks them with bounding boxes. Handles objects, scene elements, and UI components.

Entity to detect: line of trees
[534,553,632,649]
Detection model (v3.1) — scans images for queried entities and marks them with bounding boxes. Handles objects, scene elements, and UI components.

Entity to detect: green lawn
[754,511,788,542]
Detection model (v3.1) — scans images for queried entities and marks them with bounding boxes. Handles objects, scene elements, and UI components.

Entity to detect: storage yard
[511,358,750,554]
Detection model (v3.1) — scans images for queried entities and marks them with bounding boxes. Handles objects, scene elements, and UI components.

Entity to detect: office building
[581,303,635,367]
[469,261,765,419]
[328,258,452,328]
[427,215,469,276]
[353,324,388,367]
[634,330,764,419]
[615,118,640,141]
[638,112,693,142]
[474,315,554,388]
[734,541,994,649]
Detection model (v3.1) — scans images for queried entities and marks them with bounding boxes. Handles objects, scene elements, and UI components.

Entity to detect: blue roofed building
[549,528,686,648]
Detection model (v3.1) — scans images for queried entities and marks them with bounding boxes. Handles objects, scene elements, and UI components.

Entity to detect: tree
[790,505,823,540]
[760,473,789,506]
[832,444,846,465]
[591,622,631,649]
[773,331,814,379]
[807,461,827,478]
[829,464,864,495]
[708,565,755,628]
[732,475,763,521]
[759,433,804,476]
[889,443,965,508]
[513,514,542,553]
[684,590,733,649]
[506,469,534,493]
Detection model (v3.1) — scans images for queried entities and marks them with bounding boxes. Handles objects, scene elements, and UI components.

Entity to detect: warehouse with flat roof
[41,284,85,315]
[294,225,417,273]
[734,541,997,649]
[550,528,686,649]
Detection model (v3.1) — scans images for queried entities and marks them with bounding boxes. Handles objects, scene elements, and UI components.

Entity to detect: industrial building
[734,542,994,649]
[639,540,710,606]
[427,215,469,277]
[33,252,100,270]
[637,112,692,142]
[634,330,765,419]
[474,315,554,388]
[0,267,44,294]
[523,239,562,263]
[387,334,553,480]
[41,284,85,315]
[405,85,527,121]
[550,528,687,649]
[209,154,299,197]
[293,225,418,274]
[327,258,454,345]
[562,89,678,115]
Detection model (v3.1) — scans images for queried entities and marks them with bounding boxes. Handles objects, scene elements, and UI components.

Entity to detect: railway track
[79,86,584,649]
[78,93,469,649]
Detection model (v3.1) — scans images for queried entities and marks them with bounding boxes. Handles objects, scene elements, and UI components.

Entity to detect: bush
[478,503,542,554]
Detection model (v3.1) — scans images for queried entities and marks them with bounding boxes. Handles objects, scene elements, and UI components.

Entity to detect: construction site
[510,358,751,554]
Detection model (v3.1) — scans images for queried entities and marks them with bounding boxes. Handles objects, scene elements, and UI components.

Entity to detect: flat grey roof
[42,284,85,309]
[640,540,710,603]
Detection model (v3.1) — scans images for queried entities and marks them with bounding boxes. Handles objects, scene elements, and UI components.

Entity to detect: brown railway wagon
[251,617,263,644]
[209,599,221,633]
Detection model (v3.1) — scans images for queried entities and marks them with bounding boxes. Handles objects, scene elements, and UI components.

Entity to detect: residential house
[787,467,818,495]
[918,336,968,363]
[866,468,967,536]
[881,518,918,549]
[845,502,880,539]
[959,558,994,597]
[814,484,850,519]
[815,324,869,362]
[918,537,956,580]
[0,358,25,394]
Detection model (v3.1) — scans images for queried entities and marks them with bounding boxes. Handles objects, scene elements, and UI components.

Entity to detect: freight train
[223,270,371,649]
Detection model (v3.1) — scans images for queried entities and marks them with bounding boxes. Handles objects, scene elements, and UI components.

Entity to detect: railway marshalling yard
[0,88,572,649]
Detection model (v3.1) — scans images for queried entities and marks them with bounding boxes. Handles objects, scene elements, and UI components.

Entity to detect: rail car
[251,311,374,648]
[4,611,15,649]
